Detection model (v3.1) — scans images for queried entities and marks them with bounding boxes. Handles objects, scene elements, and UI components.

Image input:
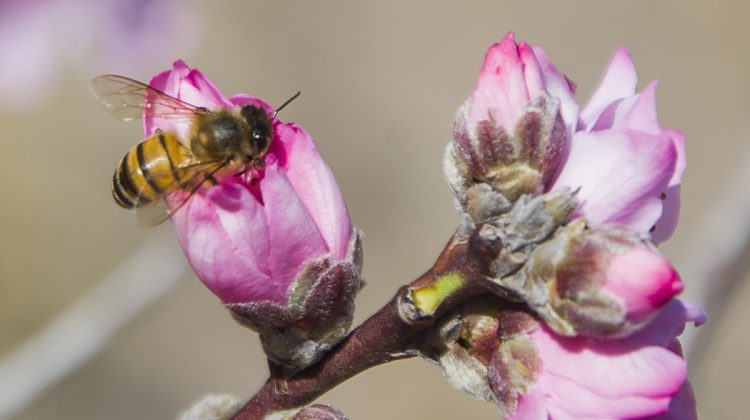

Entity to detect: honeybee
[91,74,299,226]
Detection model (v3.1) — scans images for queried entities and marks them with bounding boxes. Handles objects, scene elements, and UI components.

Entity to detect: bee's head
[240,105,273,157]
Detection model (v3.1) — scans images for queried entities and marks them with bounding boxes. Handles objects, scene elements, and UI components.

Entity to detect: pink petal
[651,184,681,244]
[273,123,352,258]
[552,129,676,234]
[616,81,661,134]
[468,32,531,132]
[651,130,685,243]
[180,67,233,108]
[532,46,580,137]
[524,300,704,419]
[260,162,331,298]
[580,47,638,131]
[143,68,175,136]
[172,183,276,303]
[647,381,697,420]
[512,390,550,420]
[602,246,683,320]
[518,42,545,98]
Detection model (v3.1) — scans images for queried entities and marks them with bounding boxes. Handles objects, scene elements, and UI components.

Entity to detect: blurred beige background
[1,1,748,419]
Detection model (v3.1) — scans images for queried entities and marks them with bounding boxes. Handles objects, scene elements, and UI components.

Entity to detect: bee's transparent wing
[130,159,229,227]
[91,74,209,122]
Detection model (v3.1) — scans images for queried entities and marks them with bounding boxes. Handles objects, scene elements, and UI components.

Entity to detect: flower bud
[445,32,578,212]
[522,219,683,337]
[145,61,362,371]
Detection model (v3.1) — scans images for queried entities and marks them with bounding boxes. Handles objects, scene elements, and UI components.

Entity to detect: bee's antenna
[272,91,301,119]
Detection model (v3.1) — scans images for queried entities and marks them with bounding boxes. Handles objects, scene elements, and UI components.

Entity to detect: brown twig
[230,235,492,419]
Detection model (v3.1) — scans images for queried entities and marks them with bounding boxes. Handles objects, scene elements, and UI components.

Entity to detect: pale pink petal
[518,42,545,98]
[615,81,661,134]
[580,47,638,131]
[272,123,352,258]
[172,184,276,303]
[552,129,676,234]
[532,46,580,136]
[261,163,330,298]
[513,390,551,420]
[651,184,681,244]
[651,130,685,243]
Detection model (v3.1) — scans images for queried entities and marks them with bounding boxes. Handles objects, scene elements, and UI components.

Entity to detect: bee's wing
[132,159,229,227]
[91,74,209,122]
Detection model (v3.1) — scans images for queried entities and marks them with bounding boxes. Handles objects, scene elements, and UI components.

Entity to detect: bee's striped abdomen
[112,131,193,208]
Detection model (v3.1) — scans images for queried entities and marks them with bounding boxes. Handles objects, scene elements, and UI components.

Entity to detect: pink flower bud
[143,61,361,370]
[602,244,684,320]
[447,33,578,203]
[144,60,355,305]
[524,220,684,337]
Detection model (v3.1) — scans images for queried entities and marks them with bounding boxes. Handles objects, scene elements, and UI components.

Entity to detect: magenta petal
[260,163,330,298]
[274,123,352,258]
[553,129,676,234]
[171,186,276,303]
[580,47,638,131]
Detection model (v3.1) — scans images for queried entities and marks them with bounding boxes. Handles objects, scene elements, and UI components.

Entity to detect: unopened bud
[522,219,683,337]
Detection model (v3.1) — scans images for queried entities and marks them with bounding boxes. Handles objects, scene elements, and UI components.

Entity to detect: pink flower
[509,300,706,419]
[550,48,685,244]
[146,60,353,304]
[450,33,685,244]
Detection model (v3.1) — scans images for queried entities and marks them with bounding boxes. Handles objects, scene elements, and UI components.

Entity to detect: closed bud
[444,32,577,216]
[522,219,683,337]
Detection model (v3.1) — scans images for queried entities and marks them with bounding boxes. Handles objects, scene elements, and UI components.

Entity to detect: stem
[231,235,491,419]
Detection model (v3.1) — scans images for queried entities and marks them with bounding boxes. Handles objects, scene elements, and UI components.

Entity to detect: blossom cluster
[441,32,703,419]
